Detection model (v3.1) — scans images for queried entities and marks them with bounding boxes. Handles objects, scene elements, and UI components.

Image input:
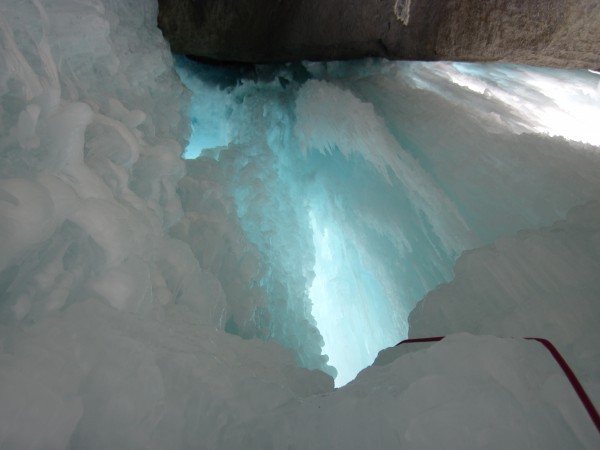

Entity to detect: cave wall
[157,0,600,69]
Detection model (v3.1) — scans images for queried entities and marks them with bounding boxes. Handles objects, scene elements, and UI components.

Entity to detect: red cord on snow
[396,336,600,436]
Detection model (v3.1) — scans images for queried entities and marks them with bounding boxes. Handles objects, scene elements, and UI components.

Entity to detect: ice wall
[0,1,334,448]
[178,57,600,386]
[175,57,600,446]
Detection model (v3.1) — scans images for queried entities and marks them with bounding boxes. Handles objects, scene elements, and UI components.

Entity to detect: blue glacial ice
[176,56,600,387]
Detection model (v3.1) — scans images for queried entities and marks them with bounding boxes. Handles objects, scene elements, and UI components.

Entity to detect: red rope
[396,336,600,436]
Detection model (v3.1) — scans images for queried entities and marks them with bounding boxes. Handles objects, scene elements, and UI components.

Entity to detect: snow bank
[0,1,333,448]
[410,200,600,406]
[222,334,599,449]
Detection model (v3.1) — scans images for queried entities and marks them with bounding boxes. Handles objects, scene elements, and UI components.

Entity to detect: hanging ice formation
[176,57,600,386]
[1,0,600,448]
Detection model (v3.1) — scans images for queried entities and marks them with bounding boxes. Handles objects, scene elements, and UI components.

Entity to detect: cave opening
[175,56,600,386]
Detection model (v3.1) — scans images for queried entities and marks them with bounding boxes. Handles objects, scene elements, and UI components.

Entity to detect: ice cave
[0,1,599,449]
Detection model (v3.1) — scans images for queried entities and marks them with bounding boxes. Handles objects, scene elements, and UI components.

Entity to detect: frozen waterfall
[1,0,599,448]
[176,56,600,387]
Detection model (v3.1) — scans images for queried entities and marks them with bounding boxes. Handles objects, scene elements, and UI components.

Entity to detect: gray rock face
[158,0,600,68]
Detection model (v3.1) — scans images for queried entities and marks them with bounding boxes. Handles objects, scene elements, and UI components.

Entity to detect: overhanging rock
[158,0,600,69]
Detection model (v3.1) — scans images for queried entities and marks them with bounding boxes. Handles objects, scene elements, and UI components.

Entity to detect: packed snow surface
[1,0,599,448]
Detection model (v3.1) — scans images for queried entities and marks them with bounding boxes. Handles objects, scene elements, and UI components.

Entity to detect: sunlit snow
[440,63,600,146]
